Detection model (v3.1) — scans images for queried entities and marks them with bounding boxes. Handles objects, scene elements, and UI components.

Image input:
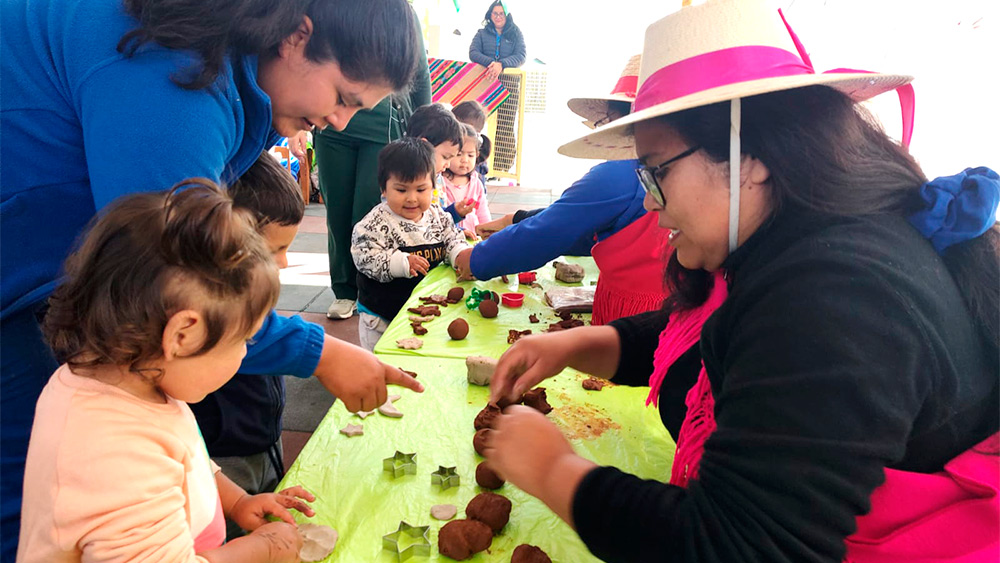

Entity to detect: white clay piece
[339,423,363,437]
[378,394,404,418]
[396,337,424,350]
[466,356,499,386]
[298,523,339,562]
[431,504,458,521]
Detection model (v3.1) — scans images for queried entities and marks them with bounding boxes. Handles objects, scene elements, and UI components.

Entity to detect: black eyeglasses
[635,146,700,206]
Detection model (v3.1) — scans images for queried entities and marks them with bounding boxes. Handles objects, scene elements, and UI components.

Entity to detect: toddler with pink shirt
[442,123,492,231]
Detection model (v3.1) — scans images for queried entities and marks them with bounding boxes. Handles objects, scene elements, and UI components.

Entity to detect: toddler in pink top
[442,123,492,232]
[18,182,314,563]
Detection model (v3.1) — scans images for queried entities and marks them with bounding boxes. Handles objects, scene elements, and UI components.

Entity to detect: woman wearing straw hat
[455,55,676,325]
[484,1,999,561]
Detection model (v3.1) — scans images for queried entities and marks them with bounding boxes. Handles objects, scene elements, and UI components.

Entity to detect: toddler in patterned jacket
[351,137,473,350]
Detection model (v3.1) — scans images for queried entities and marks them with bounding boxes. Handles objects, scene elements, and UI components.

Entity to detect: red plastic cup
[517,272,536,284]
[501,293,524,308]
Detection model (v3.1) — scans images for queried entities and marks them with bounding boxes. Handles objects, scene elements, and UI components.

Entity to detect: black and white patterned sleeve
[351,209,399,283]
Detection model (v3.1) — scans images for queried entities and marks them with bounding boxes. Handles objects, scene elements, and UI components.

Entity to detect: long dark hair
[482,0,517,31]
[660,85,999,349]
[118,0,419,91]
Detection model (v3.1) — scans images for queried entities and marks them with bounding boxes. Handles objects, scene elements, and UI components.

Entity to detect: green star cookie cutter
[430,465,461,490]
[465,288,494,310]
[383,451,417,478]
[382,521,431,561]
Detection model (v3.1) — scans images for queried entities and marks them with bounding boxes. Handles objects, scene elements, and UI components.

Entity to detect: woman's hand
[489,331,577,405]
[454,248,475,281]
[483,406,596,524]
[487,61,503,80]
[230,486,316,531]
[475,213,514,239]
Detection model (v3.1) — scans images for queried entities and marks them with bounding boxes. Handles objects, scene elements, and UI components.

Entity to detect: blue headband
[908,167,999,254]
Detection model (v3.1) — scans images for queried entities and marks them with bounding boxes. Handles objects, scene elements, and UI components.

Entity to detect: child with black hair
[404,103,468,223]
[442,124,492,232]
[351,138,473,350]
[188,152,305,540]
[451,100,492,185]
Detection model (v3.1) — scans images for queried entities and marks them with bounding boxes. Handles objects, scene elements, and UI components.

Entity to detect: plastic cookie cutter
[430,466,461,490]
[382,521,431,561]
[465,288,494,310]
[383,451,417,478]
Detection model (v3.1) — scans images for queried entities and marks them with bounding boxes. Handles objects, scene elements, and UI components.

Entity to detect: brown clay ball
[473,403,501,430]
[473,428,490,456]
[448,318,470,340]
[475,462,505,490]
[447,286,465,302]
[511,544,552,563]
[438,519,493,560]
[478,299,498,319]
[490,291,500,304]
[520,388,553,414]
[465,492,511,534]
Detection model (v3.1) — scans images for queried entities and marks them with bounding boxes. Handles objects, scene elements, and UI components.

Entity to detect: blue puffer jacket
[469,24,526,69]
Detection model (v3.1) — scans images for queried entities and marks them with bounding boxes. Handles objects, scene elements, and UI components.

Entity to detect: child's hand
[230,487,316,532]
[454,248,475,281]
[455,199,478,217]
[248,521,303,563]
[407,254,430,277]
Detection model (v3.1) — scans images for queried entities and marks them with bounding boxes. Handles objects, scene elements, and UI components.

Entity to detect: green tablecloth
[373,257,601,360]
[278,355,674,562]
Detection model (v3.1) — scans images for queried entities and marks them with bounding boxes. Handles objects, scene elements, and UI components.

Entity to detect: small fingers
[279,486,316,503]
[385,366,425,392]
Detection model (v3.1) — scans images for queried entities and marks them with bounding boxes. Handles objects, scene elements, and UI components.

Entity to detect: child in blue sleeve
[188,152,304,539]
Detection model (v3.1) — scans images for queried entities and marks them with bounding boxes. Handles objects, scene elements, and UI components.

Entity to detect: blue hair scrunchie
[908,166,1000,254]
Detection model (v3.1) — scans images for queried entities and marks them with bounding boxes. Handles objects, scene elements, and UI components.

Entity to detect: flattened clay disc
[431,503,458,520]
[298,523,338,562]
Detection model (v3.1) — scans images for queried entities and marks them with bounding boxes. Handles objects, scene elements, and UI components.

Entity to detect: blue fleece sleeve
[240,310,325,378]
[469,29,495,67]
[444,203,462,225]
[469,160,638,279]
[77,57,240,210]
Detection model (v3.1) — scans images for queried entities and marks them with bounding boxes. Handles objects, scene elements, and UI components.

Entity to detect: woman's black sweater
[574,211,998,562]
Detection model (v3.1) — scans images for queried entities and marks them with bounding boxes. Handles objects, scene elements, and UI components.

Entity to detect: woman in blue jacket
[0,0,424,555]
[469,0,526,172]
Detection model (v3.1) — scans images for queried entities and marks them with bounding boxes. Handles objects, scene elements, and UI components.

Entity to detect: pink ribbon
[633,9,914,147]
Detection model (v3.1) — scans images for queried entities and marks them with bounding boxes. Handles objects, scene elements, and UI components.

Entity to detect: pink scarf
[645,271,728,487]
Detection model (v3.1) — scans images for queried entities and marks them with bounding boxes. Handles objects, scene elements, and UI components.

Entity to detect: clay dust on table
[553,391,621,440]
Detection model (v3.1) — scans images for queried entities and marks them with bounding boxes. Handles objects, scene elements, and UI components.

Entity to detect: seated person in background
[351,138,473,350]
[442,124,492,232]
[189,152,304,540]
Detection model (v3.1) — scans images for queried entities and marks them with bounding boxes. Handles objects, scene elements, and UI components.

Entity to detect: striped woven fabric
[428,57,510,115]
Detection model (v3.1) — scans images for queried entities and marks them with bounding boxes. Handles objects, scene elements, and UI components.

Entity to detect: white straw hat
[566,54,641,127]
[558,0,914,160]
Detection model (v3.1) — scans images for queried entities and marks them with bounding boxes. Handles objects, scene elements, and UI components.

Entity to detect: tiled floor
[278,182,557,471]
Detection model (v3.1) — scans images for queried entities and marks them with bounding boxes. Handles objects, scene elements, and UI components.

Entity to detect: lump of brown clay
[495,394,519,409]
[528,314,539,323]
[546,318,585,332]
[411,322,428,335]
[507,329,531,344]
[419,294,449,305]
[511,544,552,563]
[473,403,501,430]
[465,492,511,534]
[475,462,505,489]
[448,318,470,340]
[400,369,418,379]
[521,388,553,414]
[473,428,490,456]
[447,286,465,303]
[478,299,498,318]
[582,377,607,391]
[466,356,498,386]
[553,261,585,283]
[438,519,493,561]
